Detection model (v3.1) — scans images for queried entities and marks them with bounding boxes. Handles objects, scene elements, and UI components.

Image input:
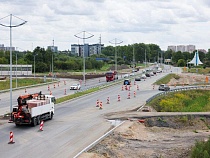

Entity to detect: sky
[0,0,210,52]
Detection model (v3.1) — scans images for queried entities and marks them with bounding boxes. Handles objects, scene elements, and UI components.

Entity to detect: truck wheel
[15,123,20,127]
[49,112,53,120]
[32,117,37,126]
[37,116,41,125]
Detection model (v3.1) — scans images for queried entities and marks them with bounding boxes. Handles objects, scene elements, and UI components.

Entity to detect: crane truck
[10,91,55,126]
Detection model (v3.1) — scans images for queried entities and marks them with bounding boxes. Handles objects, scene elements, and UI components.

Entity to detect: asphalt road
[0,65,180,158]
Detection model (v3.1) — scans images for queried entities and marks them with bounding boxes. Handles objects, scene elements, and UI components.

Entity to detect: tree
[177,59,185,67]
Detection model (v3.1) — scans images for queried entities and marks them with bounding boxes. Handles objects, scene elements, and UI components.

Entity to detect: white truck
[11,92,55,126]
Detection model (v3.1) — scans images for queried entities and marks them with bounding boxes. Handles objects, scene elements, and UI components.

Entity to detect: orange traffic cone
[99,101,103,109]
[96,99,99,107]
[127,92,131,99]
[107,97,110,104]
[39,121,44,131]
[8,131,15,144]
[118,95,120,101]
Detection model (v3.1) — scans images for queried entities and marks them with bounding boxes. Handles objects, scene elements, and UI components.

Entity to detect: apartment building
[167,45,196,53]
[71,43,104,57]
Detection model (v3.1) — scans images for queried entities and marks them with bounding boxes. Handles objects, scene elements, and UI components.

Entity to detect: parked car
[70,83,81,90]
[135,76,141,81]
[124,79,131,85]
[158,84,170,91]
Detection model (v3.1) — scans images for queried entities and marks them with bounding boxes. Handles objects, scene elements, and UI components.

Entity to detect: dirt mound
[81,115,210,158]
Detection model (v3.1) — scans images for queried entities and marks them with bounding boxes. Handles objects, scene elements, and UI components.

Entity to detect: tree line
[0,43,209,73]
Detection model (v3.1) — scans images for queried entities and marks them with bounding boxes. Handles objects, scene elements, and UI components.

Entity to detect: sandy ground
[80,116,210,158]
[79,73,210,158]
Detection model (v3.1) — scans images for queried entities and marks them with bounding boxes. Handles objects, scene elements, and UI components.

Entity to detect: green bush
[191,138,210,158]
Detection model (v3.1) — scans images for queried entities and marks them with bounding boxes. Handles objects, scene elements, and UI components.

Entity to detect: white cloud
[0,0,210,51]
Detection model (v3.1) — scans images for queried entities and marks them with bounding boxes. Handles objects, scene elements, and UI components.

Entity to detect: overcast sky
[0,0,210,51]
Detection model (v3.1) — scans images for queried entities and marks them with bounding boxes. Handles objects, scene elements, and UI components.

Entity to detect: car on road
[141,74,146,79]
[123,79,131,85]
[70,84,81,90]
[135,76,141,81]
[145,73,151,77]
[141,106,151,112]
[158,84,170,91]
[123,74,129,78]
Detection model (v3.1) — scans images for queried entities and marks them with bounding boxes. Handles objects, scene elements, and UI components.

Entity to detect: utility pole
[74,31,94,84]
[145,49,146,68]
[0,14,27,112]
[109,38,123,73]
[52,39,54,80]
[133,45,135,70]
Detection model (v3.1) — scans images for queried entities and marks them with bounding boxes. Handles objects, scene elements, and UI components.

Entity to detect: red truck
[105,71,118,82]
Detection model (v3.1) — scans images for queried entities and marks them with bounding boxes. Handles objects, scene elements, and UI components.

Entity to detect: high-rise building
[167,45,196,53]
[71,43,104,57]
[167,46,176,52]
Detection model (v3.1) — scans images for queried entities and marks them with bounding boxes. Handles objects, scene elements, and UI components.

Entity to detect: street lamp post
[145,49,147,68]
[74,31,94,84]
[34,54,37,78]
[109,38,123,73]
[0,14,27,112]
[15,51,17,88]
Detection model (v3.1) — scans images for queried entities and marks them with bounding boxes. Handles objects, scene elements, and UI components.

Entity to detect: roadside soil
[80,115,210,158]
[79,73,210,158]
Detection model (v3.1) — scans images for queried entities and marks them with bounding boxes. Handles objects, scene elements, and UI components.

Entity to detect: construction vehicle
[10,91,55,126]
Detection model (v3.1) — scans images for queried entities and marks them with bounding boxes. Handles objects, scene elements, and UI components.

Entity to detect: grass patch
[155,73,180,85]
[0,78,52,90]
[147,90,210,112]
[188,67,210,75]
[56,87,100,104]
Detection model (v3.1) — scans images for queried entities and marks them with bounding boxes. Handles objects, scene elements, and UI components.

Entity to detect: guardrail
[146,85,210,104]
